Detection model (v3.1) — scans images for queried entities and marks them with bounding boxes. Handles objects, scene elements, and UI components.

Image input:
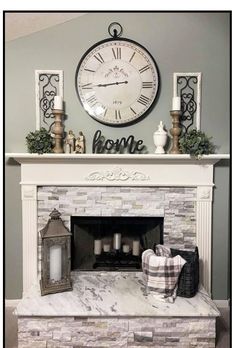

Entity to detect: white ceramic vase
[153,121,168,154]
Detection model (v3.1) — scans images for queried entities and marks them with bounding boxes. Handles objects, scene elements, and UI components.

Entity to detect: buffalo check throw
[142,248,186,303]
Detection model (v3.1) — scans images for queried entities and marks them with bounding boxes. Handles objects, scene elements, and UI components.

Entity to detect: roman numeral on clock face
[129,52,136,62]
[130,107,137,114]
[81,83,93,89]
[112,47,121,59]
[142,82,153,88]
[86,95,97,106]
[94,53,104,64]
[103,108,108,117]
[139,65,150,73]
[84,68,95,73]
[115,110,121,119]
[137,94,150,106]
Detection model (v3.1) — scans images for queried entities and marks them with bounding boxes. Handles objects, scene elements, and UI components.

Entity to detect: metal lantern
[40,209,73,296]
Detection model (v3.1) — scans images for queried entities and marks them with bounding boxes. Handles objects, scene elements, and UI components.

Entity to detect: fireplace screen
[71,216,163,271]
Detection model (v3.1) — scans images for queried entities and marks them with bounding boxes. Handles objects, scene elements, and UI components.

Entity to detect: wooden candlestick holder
[52,109,64,153]
[169,110,182,154]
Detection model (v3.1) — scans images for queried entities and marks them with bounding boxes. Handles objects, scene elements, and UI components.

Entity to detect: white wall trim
[5,299,21,307]
[214,299,230,308]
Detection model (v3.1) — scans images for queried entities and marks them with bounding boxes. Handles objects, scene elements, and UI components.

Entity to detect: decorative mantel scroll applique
[86,166,150,182]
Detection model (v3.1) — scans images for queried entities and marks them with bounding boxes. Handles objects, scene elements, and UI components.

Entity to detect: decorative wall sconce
[40,209,72,296]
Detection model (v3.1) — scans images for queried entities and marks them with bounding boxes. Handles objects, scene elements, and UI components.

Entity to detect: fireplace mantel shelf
[6,152,229,165]
[6,153,229,189]
[6,152,229,188]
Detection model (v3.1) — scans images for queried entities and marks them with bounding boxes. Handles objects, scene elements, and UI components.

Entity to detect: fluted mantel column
[196,186,213,296]
[21,185,37,296]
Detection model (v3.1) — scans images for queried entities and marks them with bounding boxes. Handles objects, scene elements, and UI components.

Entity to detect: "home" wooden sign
[92,130,146,154]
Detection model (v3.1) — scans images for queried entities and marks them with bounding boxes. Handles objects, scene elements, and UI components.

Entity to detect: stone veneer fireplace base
[18,315,217,348]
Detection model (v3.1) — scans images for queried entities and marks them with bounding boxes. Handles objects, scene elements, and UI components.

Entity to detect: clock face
[75,38,160,126]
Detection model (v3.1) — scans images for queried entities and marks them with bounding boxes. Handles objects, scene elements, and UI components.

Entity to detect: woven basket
[171,247,199,298]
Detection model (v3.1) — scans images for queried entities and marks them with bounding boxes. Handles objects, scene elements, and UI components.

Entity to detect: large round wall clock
[75,23,160,126]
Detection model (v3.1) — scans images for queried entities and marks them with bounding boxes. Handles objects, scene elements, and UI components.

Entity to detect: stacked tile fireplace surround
[8,153,229,347]
[37,185,196,275]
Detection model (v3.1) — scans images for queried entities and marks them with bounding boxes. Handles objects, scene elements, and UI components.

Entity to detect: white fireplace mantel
[6,153,230,297]
[6,153,229,187]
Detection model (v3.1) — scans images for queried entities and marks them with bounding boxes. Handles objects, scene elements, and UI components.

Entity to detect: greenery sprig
[26,127,53,154]
[179,129,215,157]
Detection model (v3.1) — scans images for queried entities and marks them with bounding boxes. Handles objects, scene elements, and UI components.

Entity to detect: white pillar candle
[49,245,62,281]
[122,244,130,253]
[113,233,121,250]
[53,96,63,110]
[94,239,102,255]
[172,96,181,110]
[132,240,140,256]
[103,244,110,252]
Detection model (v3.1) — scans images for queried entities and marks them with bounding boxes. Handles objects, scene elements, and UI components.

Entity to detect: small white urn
[153,121,168,154]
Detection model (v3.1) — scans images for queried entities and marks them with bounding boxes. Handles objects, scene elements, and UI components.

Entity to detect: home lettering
[92,130,146,154]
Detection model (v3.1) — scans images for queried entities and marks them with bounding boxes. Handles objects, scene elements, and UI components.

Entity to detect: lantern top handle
[50,209,61,219]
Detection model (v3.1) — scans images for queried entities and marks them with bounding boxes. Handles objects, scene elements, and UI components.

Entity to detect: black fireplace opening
[71,216,163,271]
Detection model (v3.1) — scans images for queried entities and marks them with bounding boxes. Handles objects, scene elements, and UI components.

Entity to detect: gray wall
[5,12,230,299]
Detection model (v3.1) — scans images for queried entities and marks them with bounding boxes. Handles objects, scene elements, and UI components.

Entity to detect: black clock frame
[75,36,161,127]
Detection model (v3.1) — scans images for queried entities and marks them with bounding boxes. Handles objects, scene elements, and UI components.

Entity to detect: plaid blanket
[142,248,186,302]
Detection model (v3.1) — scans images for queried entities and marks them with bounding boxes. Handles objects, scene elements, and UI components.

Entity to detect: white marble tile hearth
[16,272,219,348]
[17,272,219,317]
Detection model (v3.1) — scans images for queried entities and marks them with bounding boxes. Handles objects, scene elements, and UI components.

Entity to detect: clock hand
[96,81,128,87]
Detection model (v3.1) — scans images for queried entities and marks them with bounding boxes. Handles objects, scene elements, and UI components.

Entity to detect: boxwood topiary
[179,129,215,157]
[26,127,53,154]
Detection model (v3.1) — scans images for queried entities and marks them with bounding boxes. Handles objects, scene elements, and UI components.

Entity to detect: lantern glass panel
[49,244,62,282]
